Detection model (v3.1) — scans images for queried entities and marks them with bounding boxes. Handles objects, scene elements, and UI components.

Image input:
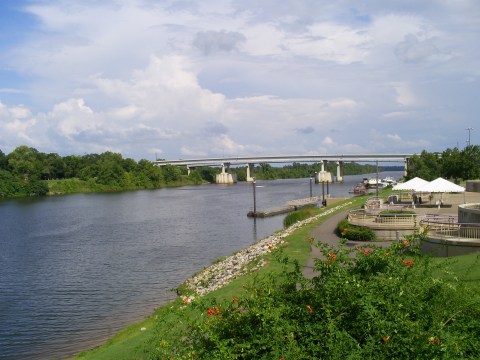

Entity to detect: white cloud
[0,0,478,158]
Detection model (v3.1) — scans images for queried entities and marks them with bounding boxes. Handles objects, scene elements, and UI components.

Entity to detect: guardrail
[420,218,480,240]
[348,209,421,227]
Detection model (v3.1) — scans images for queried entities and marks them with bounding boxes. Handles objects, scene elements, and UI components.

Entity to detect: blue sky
[0,0,479,160]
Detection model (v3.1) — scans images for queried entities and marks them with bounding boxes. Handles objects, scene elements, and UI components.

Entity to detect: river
[0,172,402,359]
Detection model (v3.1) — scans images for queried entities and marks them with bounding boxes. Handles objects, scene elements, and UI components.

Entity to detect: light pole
[252,177,257,217]
[466,127,473,147]
[309,175,313,198]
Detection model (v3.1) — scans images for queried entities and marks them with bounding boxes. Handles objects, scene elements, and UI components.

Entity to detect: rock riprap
[183,201,352,296]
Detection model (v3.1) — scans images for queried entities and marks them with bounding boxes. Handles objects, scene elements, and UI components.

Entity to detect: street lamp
[252,177,257,217]
[466,127,474,147]
[309,175,313,198]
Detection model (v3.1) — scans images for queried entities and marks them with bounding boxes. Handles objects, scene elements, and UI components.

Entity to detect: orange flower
[328,253,337,259]
[306,305,313,313]
[362,249,372,255]
[429,337,441,344]
[402,259,414,267]
[382,336,391,342]
[403,239,410,247]
[342,228,348,235]
[207,307,221,316]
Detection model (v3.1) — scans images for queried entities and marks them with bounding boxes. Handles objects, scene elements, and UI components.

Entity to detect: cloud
[394,34,441,63]
[193,30,246,55]
[296,126,314,134]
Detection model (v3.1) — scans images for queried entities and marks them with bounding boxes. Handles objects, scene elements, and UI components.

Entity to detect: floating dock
[247,197,321,218]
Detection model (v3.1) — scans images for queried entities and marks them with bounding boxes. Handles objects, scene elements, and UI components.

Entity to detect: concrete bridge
[154,154,413,184]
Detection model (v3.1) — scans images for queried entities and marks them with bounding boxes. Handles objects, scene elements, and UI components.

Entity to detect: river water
[0,172,401,359]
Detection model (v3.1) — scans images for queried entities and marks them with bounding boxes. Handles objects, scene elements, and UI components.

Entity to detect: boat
[349,183,368,195]
[381,176,397,186]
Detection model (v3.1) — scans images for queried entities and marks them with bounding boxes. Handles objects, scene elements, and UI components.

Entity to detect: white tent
[416,177,465,193]
[392,177,429,191]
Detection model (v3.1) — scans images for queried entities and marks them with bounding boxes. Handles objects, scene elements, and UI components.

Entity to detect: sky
[0,0,479,161]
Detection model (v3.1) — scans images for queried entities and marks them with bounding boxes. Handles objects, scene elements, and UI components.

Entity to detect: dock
[247,197,321,218]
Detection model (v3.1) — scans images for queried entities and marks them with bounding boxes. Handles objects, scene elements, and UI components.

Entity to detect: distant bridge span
[154,154,413,184]
[154,154,412,167]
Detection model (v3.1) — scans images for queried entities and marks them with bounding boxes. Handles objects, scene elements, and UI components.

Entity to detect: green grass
[75,191,480,359]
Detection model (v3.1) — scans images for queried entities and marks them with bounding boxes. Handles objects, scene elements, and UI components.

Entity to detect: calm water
[0,172,401,359]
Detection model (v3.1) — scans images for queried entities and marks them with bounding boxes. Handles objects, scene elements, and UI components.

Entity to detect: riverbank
[75,198,362,359]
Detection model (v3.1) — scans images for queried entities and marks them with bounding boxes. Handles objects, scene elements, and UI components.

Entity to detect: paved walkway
[303,192,480,279]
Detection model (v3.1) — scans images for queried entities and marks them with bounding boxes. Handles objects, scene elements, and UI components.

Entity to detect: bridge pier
[316,171,333,183]
[246,163,255,182]
[215,163,237,184]
[336,161,344,182]
[404,158,408,177]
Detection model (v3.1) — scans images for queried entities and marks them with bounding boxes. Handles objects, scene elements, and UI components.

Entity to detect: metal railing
[420,217,480,240]
[348,209,421,227]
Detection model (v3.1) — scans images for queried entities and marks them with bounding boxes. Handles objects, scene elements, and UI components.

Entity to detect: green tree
[441,147,463,182]
[406,151,441,181]
[7,146,42,180]
[460,145,480,180]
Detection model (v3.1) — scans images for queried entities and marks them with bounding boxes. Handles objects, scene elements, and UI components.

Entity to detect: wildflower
[328,253,337,259]
[232,297,239,302]
[342,228,348,236]
[306,305,313,314]
[207,308,215,316]
[403,239,410,247]
[429,337,441,344]
[362,249,372,255]
[401,259,414,267]
[382,336,391,342]
[267,243,274,249]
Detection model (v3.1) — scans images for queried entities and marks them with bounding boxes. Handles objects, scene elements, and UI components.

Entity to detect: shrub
[283,206,317,228]
[146,233,480,359]
[337,218,376,241]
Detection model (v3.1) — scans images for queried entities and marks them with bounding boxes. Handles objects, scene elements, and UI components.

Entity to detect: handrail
[421,218,480,240]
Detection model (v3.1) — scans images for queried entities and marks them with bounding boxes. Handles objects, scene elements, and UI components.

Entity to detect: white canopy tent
[416,177,465,193]
[392,177,429,191]
[416,177,465,207]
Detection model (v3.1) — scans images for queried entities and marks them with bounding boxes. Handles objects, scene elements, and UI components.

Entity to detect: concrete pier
[215,164,237,184]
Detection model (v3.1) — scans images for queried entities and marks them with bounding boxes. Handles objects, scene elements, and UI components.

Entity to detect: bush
[146,233,480,359]
[337,218,376,241]
[283,206,317,228]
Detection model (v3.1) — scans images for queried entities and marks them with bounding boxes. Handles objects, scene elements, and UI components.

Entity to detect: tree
[441,147,463,182]
[7,146,42,180]
[460,145,480,180]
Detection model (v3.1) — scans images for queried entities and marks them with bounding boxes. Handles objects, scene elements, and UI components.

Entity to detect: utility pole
[466,127,473,147]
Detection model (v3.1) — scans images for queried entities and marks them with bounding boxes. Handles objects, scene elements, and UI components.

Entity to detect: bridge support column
[316,160,333,184]
[336,161,344,182]
[215,163,237,184]
[246,163,255,182]
[321,160,327,172]
[315,170,333,184]
[404,158,408,177]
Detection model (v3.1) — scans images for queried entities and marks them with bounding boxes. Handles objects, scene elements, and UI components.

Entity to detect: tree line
[0,146,200,198]
[5,144,472,199]
[406,145,480,182]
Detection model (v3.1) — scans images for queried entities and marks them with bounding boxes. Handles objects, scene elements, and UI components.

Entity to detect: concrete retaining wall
[458,203,480,223]
[421,236,480,257]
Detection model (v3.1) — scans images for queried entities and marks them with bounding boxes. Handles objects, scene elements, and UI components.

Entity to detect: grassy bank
[76,194,480,359]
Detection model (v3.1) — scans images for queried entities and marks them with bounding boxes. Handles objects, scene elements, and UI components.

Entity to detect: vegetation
[235,162,382,181]
[145,234,480,359]
[407,145,480,182]
[337,217,376,241]
[0,146,210,198]
[283,205,318,228]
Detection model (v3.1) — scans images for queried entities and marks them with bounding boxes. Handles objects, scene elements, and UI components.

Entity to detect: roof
[392,177,429,191]
[416,177,465,193]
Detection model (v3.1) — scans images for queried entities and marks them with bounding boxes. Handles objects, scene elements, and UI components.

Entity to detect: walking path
[303,192,480,279]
